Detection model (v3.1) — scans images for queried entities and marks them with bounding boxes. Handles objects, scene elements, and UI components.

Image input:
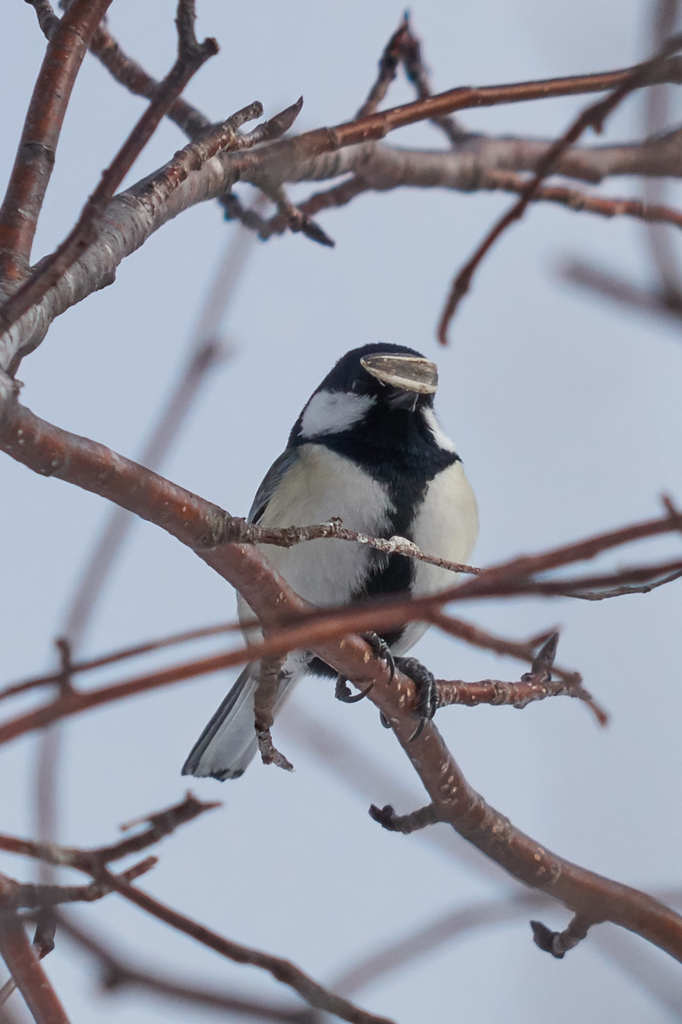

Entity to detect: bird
[182,343,478,781]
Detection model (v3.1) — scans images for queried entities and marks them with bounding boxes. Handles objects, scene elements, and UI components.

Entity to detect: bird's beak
[360,354,438,395]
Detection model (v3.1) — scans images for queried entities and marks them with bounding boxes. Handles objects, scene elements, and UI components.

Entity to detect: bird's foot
[363,631,396,681]
[335,632,394,705]
[394,656,438,741]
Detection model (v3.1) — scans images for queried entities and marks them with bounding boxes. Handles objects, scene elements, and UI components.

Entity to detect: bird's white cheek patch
[300,389,375,438]
[421,407,457,453]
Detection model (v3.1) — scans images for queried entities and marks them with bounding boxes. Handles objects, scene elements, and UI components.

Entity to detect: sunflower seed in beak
[360,354,438,394]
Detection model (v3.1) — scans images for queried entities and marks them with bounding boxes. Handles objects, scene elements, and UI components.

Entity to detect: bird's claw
[335,632,394,707]
[362,631,396,681]
[335,676,373,703]
[394,656,438,741]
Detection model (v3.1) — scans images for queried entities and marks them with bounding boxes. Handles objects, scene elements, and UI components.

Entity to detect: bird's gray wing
[248,447,300,524]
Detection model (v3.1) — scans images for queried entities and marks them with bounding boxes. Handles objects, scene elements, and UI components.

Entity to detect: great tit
[182,343,478,780]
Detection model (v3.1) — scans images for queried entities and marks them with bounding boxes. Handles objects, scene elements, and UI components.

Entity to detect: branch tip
[530,914,592,958]
[529,631,559,678]
[369,803,438,834]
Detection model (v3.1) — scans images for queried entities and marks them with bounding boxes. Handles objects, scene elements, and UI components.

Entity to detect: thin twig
[254,656,293,771]
[25,0,60,39]
[399,13,463,143]
[437,34,682,342]
[0,795,387,1023]
[0,858,156,911]
[435,672,579,711]
[82,868,393,1024]
[562,259,682,323]
[482,169,682,229]
[356,15,413,118]
[57,915,308,1023]
[0,793,218,868]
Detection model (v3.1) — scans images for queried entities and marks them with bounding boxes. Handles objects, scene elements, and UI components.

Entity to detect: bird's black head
[318,343,437,402]
[290,343,440,446]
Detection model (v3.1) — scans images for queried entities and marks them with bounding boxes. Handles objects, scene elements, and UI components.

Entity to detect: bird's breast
[409,460,478,596]
[249,443,393,609]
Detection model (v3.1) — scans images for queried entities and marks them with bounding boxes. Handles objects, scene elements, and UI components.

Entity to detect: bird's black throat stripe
[299,400,460,677]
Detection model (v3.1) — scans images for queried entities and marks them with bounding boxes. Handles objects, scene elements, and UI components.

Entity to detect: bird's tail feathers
[181,665,259,781]
[181,664,297,781]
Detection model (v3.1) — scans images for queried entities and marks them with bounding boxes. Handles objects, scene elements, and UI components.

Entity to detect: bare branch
[0,33,680,373]
[79,868,393,1024]
[57,916,308,1023]
[0,796,388,1024]
[642,0,682,303]
[356,15,411,118]
[0,913,69,1023]
[0,5,222,364]
[25,1,59,40]
[0,793,218,869]
[563,259,682,323]
[437,34,682,342]
[0,914,55,1012]
[482,169,682,229]
[0,619,246,702]
[434,672,580,712]
[255,657,293,771]
[0,857,155,911]
[568,566,682,599]
[0,0,113,281]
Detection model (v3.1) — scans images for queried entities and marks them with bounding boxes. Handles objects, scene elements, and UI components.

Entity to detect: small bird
[182,343,478,780]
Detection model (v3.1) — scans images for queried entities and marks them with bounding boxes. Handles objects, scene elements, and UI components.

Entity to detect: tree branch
[0,858,155,911]
[0,913,68,1024]
[0,0,113,282]
[437,34,682,341]
[563,259,682,324]
[0,1,221,365]
[56,916,308,1023]
[1,41,682,372]
[0,793,218,868]
[0,796,388,1024]
[481,168,682,229]
[87,868,392,1024]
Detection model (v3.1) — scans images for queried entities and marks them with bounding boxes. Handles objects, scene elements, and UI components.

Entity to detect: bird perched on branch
[182,343,478,780]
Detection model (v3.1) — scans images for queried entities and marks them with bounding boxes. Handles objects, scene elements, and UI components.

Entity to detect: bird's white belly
[392,460,479,654]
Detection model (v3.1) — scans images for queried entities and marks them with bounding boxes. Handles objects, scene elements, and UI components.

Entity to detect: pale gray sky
[1,2,681,1022]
